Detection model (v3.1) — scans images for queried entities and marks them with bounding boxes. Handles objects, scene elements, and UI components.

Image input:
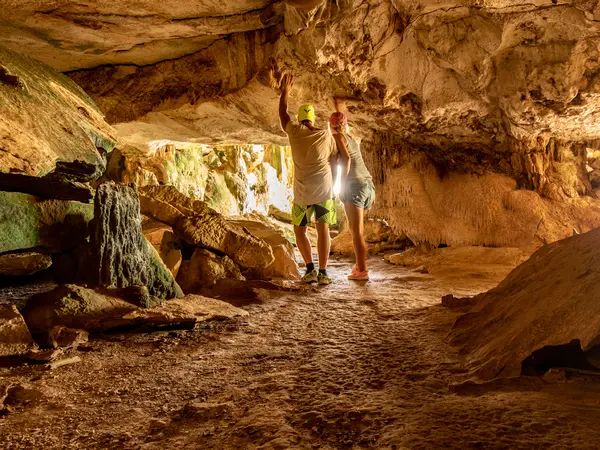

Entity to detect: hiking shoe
[317,272,332,285]
[302,269,318,284]
[348,266,369,281]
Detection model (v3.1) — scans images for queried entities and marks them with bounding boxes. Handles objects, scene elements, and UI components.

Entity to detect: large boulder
[448,228,600,380]
[0,191,94,254]
[0,44,117,179]
[139,185,274,270]
[0,252,52,277]
[177,249,245,292]
[0,304,35,356]
[22,284,137,335]
[229,216,300,280]
[87,182,183,299]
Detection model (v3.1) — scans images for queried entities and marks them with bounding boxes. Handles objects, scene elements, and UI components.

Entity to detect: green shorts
[292,199,337,227]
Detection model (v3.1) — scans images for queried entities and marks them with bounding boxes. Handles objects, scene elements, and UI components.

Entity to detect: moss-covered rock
[205,171,239,215]
[88,182,183,299]
[0,191,93,254]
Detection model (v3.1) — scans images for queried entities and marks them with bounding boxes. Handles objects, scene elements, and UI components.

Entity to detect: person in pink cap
[329,98,375,281]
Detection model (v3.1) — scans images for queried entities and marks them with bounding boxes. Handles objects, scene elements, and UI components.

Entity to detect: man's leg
[292,203,317,282]
[313,199,336,285]
[294,225,313,266]
[344,203,367,272]
[316,221,330,271]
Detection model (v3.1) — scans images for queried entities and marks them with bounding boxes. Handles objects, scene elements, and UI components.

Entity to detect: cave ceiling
[3,0,600,153]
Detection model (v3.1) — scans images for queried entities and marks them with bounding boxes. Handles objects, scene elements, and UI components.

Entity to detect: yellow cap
[298,104,315,123]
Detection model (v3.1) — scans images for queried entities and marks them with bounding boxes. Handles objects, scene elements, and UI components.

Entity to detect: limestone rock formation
[1,1,597,152]
[139,185,275,269]
[89,182,183,299]
[0,252,52,277]
[448,227,600,380]
[177,249,245,292]
[368,148,600,247]
[4,2,600,251]
[0,304,35,357]
[0,191,94,254]
[142,220,182,278]
[105,143,292,217]
[0,44,116,178]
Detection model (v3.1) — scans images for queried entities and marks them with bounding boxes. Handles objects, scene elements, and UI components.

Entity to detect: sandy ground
[2,255,600,449]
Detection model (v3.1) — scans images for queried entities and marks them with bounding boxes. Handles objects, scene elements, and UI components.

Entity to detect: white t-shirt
[285,122,337,205]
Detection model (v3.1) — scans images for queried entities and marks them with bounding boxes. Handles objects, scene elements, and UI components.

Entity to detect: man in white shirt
[277,73,338,285]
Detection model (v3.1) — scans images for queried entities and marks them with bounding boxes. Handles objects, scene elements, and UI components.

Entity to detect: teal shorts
[341,178,375,210]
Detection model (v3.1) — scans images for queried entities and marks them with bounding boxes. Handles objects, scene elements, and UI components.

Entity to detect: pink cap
[329,111,347,129]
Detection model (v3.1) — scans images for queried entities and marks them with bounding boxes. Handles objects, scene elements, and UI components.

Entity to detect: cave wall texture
[4,1,600,247]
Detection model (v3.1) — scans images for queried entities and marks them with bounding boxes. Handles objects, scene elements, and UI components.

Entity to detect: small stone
[543,368,568,383]
[25,348,62,362]
[441,294,476,308]
[47,356,81,370]
[47,326,89,349]
[0,304,35,356]
[180,401,233,420]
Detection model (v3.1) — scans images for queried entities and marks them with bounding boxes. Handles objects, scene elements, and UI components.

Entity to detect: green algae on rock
[0,191,94,254]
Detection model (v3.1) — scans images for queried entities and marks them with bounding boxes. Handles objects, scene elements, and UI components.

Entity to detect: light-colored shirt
[285,121,337,205]
[343,133,372,181]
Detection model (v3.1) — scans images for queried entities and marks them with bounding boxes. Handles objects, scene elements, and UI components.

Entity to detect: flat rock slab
[0,252,52,277]
[23,284,247,337]
[0,304,35,356]
[121,294,248,327]
[139,185,274,270]
[23,284,137,335]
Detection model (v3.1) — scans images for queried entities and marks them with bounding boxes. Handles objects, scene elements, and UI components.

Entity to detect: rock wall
[364,132,600,248]
[17,2,599,151]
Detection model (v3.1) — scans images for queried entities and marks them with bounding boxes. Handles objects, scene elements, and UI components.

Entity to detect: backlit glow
[333,164,341,196]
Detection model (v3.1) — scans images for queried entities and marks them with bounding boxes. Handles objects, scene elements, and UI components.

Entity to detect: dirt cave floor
[2,256,600,449]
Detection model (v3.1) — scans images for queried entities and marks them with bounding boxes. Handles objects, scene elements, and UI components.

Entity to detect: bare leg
[294,226,313,265]
[315,222,330,270]
[344,203,367,272]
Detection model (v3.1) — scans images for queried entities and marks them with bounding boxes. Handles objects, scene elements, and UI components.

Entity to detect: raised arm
[333,96,346,114]
[279,73,293,131]
[333,133,351,178]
